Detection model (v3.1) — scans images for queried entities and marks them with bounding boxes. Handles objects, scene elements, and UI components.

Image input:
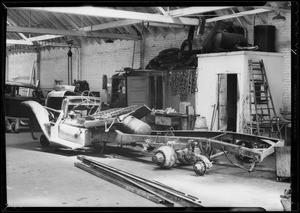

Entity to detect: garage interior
[2,2,296,211]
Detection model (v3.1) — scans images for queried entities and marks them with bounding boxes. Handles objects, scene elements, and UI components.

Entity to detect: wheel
[152,146,177,169]
[40,134,50,148]
[193,160,207,176]
[234,141,255,164]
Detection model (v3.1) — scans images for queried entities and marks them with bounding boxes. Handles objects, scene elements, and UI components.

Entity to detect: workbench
[146,113,198,130]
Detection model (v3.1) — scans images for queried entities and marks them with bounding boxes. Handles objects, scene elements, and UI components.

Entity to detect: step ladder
[248,59,281,138]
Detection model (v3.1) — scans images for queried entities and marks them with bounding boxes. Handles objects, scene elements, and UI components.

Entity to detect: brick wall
[39,47,79,90]
[7,52,37,82]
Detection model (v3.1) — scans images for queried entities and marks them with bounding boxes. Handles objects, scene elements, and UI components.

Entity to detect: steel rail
[74,162,174,206]
[77,155,203,207]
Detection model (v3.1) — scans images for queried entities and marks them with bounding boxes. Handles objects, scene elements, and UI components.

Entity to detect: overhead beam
[144,22,185,29]
[206,8,271,22]
[82,19,141,32]
[11,7,199,26]
[156,7,168,15]
[260,6,291,13]
[7,25,87,36]
[7,19,33,45]
[7,26,141,40]
[168,6,234,17]
[7,39,33,45]
[28,34,64,41]
[15,19,142,43]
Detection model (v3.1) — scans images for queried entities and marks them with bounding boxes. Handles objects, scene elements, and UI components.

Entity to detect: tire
[159,48,180,55]
[40,134,50,148]
[180,39,193,51]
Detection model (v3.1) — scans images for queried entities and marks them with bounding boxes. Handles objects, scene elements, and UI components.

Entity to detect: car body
[4,81,45,118]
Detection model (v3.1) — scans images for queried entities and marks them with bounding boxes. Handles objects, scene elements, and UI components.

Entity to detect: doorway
[217,73,238,132]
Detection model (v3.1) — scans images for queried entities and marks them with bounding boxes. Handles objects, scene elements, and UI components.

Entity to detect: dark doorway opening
[226,74,237,131]
[150,76,163,109]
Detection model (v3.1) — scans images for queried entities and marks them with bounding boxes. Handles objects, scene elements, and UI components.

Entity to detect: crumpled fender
[21,101,51,140]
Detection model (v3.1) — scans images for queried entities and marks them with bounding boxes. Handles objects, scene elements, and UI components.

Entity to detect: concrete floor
[5,132,290,210]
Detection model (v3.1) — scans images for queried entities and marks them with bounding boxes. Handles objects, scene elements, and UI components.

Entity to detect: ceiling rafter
[155,7,168,15]
[11,7,200,26]
[49,12,83,44]
[7,39,33,45]
[7,18,33,45]
[167,6,234,17]
[235,7,252,25]
[206,8,271,22]
[8,9,29,27]
[115,7,144,35]
[7,26,141,40]
[136,7,158,35]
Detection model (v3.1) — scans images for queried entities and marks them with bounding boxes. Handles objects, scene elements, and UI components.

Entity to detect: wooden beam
[236,7,253,25]
[156,7,168,15]
[7,26,141,40]
[12,7,199,26]
[261,6,291,13]
[206,8,271,22]
[7,19,33,45]
[7,39,33,45]
[87,31,141,40]
[168,6,233,17]
[28,34,64,41]
[82,19,141,32]
[145,22,185,28]
[22,19,141,42]
[7,25,87,36]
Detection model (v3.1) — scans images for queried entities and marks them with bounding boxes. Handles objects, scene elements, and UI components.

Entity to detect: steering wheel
[72,90,100,117]
[81,90,97,109]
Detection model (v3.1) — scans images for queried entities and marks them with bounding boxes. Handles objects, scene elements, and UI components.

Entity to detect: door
[127,76,149,106]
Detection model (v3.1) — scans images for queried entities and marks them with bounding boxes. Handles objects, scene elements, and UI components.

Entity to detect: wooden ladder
[248,59,281,138]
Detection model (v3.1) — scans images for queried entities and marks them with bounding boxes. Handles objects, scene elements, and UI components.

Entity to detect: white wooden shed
[195,51,284,133]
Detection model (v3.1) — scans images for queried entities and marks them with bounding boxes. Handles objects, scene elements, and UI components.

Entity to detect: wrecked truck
[22,94,284,176]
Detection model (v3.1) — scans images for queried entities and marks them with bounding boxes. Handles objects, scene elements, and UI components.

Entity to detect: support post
[36,49,41,86]
[140,32,145,69]
[5,54,9,81]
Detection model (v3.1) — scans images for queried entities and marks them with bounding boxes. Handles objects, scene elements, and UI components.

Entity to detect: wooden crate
[275,146,291,181]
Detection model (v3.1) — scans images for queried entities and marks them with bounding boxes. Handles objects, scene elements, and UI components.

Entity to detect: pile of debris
[145,46,201,70]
